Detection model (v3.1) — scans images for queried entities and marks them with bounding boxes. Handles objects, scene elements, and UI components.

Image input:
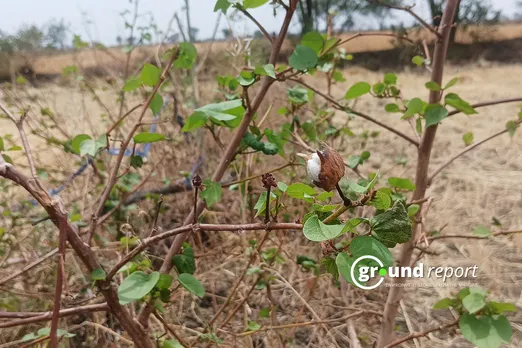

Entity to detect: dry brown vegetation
[1,8,522,348]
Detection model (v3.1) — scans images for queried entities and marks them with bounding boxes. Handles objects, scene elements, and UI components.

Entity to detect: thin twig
[237,311,365,337]
[428,229,522,241]
[447,97,522,117]
[383,319,459,348]
[290,78,419,146]
[238,7,274,44]
[50,213,68,348]
[0,248,58,286]
[106,222,302,280]
[428,118,522,184]
[371,0,442,38]
[0,303,109,329]
[87,47,180,244]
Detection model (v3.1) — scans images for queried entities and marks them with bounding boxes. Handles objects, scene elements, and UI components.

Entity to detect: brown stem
[382,319,459,348]
[428,229,522,241]
[0,303,108,328]
[87,47,179,244]
[49,218,67,348]
[0,160,154,347]
[377,1,460,346]
[106,222,302,280]
[136,0,299,328]
[371,0,442,38]
[237,7,274,44]
[0,248,58,286]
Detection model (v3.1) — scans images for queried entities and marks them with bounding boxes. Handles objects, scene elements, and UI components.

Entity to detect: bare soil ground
[1,57,521,346]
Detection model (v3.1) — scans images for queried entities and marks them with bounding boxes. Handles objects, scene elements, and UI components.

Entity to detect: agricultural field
[1,2,522,347]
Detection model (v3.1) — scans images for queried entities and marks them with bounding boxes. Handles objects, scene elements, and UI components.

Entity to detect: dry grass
[1,50,522,347]
[2,23,521,80]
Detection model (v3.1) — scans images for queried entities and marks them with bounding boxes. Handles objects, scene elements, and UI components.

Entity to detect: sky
[0,0,519,46]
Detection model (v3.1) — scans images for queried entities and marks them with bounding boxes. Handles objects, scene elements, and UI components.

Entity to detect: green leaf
[425,81,441,91]
[238,70,255,86]
[347,173,378,194]
[150,93,163,115]
[286,183,317,199]
[2,153,14,164]
[342,217,369,233]
[163,339,184,348]
[385,103,400,113]
[473,225,492,237]
[371,200,412,247]
[407,204,420,217]
[246,320,261,331]
[460,313,512,348]
[178,273,205,297]
[344,82,371,99]
[463,132,474,146]
[214,0,231,13]
[321,257,339,280]
[347,155,361,169]
[370,191,392,210]
[303,215,344,242]
[71,134,92,154]
[199,333,224,344]
[372,82,385,95]
[172,245,196,274]
[243,0,269,9]
[333,71,345,82]
[287,86,309,104]
[196,99,245,121]
[301,31,324,54]
[412,55,424,66]
[254,64,276,79]
[156,274,173,290]
[92,268,106,280]
[254,191,276,217]
[337,236,393,285]
[123,78,142,92]
[201,180,222,207]
[133,132,166,144]
[140,63,161,87]
[388,177,415,191]
[445,93,477,115]
[384,73,397,85]
[289,45,318,71]
[316,191,334,202]
[302,121,317,141]
[463,293,487,314]
[182,111,208,132]
[402,98,424,119]
[277,182,288,192]
[130,155,143,168]
[444,77,459,89]
[118,271,160,304]
[506,120,518,137]
[424,104,449,128]
[433,297,454,309]
[488,301,518,314]
[174,42,198,69]
[80,139,96,157]
[0,136,3,151]
[259,307,271,318]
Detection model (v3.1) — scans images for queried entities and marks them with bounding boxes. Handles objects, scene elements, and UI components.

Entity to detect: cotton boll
[307,152,322,182]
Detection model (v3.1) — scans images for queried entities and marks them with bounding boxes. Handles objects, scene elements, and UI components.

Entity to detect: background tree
[424,0,500,41]
[298,0,399,36]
